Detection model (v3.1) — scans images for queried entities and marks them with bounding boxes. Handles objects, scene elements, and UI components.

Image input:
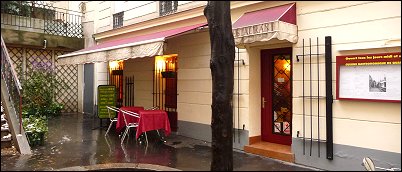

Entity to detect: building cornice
[93,1,264,41]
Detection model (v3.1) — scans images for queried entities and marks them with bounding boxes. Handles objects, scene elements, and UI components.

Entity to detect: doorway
[83,63,94,115]
[154,55,178,132]
[261,47,292,145]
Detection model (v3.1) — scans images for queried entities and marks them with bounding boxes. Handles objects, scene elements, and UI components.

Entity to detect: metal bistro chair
[105,106,120,137]
[120,109,140,145]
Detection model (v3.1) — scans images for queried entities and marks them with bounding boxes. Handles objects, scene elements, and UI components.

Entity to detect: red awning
[232,3,297,48]
[58,23,207,65]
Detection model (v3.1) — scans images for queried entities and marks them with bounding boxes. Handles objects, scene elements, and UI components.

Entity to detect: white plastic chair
[120,109,140,144]
[105,106,119,136]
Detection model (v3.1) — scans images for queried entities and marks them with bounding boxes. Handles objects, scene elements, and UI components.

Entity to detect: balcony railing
[1,1,83,38]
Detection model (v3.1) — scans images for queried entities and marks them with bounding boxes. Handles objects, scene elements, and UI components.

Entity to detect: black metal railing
[233,48,245,143]
[1,1,83,38]
[1,36,23,134]
[124,75,135,106]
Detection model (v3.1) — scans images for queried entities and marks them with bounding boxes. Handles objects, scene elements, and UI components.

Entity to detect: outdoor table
[115,106,144,133]
[135,109,171,140]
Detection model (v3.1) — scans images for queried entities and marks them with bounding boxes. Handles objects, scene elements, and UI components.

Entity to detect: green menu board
[97,85,116,119]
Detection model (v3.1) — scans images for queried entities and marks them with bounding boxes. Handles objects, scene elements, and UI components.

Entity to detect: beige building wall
[165,30,213,125]
[84,1,268,41]
[82,1,258,132]
[76,1,110,108]
[292,1,401,153]
[79,1,400,156]
[230,0,401,154]
[51,1,82,16]
[87,1,207,35]
[123,57,154,108]
[162,29,250,130]
[93,62,108,105]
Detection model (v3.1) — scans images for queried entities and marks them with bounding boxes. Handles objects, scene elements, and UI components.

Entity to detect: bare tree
[204,1,235,171]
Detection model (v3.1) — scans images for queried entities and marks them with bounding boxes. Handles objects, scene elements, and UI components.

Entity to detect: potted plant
[23,115,48,146]
[161,71,176,78]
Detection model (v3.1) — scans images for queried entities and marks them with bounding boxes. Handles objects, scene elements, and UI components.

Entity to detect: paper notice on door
[277,78,285,82]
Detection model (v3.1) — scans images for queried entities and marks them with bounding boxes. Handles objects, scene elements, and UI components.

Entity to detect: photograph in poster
[369,73,386,92]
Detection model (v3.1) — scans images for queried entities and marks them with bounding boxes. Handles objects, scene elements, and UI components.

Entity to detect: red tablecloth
[115,106,144,133]
[135,109,171,139]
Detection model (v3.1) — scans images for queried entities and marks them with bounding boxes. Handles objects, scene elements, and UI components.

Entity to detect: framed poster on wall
[336,52,401,102]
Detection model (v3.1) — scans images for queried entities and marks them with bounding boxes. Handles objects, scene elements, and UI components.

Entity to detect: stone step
[1,124,9,132]
[1,139,12,149]
[1,103,13,149]
[1,116,7,125]
[2,130,10,136]
[1,133,13,149]
[2,133,12,140]
[2,129,11,138]
[244,141,295,163]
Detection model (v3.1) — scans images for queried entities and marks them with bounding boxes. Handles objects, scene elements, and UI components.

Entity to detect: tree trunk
[204,1,235,171]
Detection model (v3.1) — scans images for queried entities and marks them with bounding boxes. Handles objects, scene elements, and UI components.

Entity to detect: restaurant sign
[233,22,275,38]
[232,21,298,48]
[97,85,116,119]
[336,52,401,102]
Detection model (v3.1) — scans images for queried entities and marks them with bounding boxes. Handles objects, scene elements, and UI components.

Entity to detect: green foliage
[23,115,48,146]
[1,1,55,19]
[22,68,65,119]
[21,68,66,146]
[1,1,32,17]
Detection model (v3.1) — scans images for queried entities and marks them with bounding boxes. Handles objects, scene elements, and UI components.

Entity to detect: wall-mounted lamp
[155,56,166,71]
[109,60,123,70]
[43,39,47,49]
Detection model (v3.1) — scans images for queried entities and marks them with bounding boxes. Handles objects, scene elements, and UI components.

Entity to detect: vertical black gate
[124,75,134,106]
[296,36,333,160]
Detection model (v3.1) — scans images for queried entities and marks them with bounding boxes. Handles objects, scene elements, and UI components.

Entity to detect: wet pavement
[1,113,319,171]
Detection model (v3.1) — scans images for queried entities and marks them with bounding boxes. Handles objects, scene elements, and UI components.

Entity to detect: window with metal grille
[113,12,124,29]
[159,1,178,16]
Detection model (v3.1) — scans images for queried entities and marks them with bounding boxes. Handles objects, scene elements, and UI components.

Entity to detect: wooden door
[261,48,292,145]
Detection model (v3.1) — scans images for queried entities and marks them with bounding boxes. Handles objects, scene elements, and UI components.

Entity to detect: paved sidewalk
[1,113,320,171]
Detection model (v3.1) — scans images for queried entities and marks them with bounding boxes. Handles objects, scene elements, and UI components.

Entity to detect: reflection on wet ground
[1,113,317,171]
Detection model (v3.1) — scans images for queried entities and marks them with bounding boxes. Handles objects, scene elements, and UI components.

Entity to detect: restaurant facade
[57,1,401,171]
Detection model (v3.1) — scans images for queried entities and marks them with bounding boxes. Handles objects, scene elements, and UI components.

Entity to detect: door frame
[261,47,293,145]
